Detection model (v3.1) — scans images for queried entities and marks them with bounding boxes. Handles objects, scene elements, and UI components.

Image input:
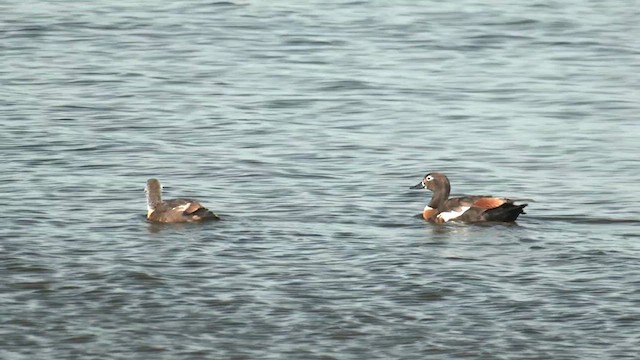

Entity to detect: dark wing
[164,198,205,215]
[437,196,515,223]
[481,203,527,222]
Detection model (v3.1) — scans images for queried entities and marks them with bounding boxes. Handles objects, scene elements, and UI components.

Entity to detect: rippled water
[2,1,640,358]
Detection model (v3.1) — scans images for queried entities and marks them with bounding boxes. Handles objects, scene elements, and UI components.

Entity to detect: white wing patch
[172,203,192,212]
[436,206,471,222]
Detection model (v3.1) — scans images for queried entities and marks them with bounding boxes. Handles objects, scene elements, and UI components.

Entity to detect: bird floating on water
[410,172,527,223]
[145,178,220,223]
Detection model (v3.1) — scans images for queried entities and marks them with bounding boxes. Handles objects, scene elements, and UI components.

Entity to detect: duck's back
[436,196,526,223]
[148,198,220,223]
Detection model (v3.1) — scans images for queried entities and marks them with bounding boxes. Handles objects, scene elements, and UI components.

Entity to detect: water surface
[1,1,639,359]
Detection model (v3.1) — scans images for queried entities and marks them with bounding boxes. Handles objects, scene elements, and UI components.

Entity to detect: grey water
[1,0,640,359]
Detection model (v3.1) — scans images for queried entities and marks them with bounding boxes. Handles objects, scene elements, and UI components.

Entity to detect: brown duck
[145,178,220,223]
[410,172,527,223]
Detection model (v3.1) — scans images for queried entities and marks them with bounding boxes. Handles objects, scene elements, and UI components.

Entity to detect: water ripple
[1,0,639,359]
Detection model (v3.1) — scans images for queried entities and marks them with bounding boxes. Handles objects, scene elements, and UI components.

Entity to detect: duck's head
[145,178,162,195]
[410,172,450,193]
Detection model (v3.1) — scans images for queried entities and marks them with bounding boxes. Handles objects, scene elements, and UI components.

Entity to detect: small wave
[319,80,374,92]
[527,215,640,225]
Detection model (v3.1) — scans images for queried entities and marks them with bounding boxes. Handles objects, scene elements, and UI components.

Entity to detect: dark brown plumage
[410,172,527,223]
[145,178,220,223]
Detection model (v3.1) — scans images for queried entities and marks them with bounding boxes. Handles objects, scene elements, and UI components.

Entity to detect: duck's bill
[410,182,425,189]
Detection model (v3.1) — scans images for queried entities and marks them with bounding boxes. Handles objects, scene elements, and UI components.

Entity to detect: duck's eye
[425,175,434,182]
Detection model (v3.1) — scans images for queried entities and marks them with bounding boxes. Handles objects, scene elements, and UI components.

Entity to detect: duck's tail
[483,203,527,222]
[192,207,221,221]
